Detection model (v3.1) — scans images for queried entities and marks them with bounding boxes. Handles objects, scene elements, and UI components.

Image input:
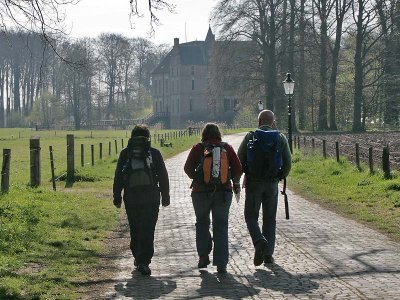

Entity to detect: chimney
[174,38,179,47]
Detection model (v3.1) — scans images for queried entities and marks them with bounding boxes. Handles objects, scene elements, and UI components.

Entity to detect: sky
[64,0,217,46]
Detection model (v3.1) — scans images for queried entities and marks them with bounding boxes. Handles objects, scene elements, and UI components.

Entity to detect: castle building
[151,27,257,128]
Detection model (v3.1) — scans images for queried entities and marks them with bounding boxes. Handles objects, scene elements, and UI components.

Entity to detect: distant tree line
[0,30,168,128]
[213,0,400,132]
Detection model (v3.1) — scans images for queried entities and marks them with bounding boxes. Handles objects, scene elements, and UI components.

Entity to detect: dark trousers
[244,180,279,255]
[124,189,160,265]
[192,191,232,266]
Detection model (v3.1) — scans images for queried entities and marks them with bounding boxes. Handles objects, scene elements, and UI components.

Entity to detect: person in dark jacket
[113,125,170,276]
[237,110,291,266]
[184,123,242,273]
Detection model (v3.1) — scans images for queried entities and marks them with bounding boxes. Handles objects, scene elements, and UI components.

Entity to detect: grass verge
[288,151,400,241]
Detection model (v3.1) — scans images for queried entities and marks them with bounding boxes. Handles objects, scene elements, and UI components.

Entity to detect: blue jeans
[192,191,232,266]
[244,180,279,255]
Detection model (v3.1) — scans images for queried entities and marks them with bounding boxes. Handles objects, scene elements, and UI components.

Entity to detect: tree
[212,0,287,119]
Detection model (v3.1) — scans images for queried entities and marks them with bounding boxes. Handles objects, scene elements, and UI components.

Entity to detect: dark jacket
[113,147,170,205]
[184,138,242,192]
[237,125,291,186]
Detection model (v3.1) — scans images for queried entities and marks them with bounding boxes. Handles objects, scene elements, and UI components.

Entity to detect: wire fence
[294,133,399,176]
[1,128,203,193]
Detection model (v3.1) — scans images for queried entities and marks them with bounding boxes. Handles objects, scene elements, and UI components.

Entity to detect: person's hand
[162,195,170,207]
[233,182,241,194]
[113,197,122,208]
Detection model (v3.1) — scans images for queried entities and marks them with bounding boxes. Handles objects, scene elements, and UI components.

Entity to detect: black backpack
[122,137,156,188]
[246,129,283,180]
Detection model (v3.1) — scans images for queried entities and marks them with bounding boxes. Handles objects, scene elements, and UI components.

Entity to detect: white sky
[64,0,217,46]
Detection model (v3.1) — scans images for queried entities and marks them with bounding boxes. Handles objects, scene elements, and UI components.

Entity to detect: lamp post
[258,99,264,111]
[283,73,295,153]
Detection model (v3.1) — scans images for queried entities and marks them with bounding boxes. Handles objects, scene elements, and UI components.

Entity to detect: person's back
[184,123,242,273]
[237,110,291,266]
[113,125,170,276]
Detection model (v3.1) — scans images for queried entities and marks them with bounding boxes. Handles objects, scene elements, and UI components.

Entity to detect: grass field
[289,151,400,241]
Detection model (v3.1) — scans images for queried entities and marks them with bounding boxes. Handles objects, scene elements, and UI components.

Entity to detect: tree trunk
[297,0,306,130]
[288,0,297,133]
[318,0,329,131]
[0,67,4,128]
[352,0,364,132]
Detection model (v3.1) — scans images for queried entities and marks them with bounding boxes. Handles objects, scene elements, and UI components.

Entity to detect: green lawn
[289,151,400,241]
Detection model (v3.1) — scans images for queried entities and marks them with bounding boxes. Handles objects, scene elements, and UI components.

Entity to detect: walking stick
[281,177,289,219]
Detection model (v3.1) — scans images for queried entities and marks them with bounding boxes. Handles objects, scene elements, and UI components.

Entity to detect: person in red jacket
[184,123,242,273]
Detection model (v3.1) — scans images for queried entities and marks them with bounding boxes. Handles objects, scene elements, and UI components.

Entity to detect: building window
[191,66,194,76]
[166,78,169,93]
[189,97,192,112]
[154,80,157,93]
[192,79,194,90]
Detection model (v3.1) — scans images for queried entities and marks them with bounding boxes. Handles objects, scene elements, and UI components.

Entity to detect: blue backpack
[246,129,283,179]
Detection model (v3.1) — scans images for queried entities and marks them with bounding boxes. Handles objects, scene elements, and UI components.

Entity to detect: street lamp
[283,73,295,153]
[258,99,264,111]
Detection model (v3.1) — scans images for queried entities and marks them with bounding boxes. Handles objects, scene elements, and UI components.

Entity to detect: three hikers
[238,110,292,265]
[113,125,170,275]
[113,113,291,275]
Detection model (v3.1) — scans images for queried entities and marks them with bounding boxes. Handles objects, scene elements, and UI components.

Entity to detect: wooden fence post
[114,140,118,154]
[322,140,327,159]
[335,141,340,162]
[30,138,41,187]
[49,146,56,191]
[99,143,103,159]
[121,139,124,149]
[382,146,391,179]
[91,145,95,166]
[1,149,11,193]
[81,144,84,167]
[67,134,75,182]
[312,138,315,150]
[109,141,111,156]
[369,147,374,174]
[355,143,360,170]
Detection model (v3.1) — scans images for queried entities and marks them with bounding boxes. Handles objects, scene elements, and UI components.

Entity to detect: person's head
[201,123,222,142]
[131,124,150,139]
[258,110,276,128]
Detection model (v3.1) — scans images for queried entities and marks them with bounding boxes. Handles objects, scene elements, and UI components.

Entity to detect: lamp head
[283,73,295,95]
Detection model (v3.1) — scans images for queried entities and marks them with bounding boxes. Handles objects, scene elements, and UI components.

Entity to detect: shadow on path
[114,272,177,299]
[249,263,319,295]
[190,270,260,299]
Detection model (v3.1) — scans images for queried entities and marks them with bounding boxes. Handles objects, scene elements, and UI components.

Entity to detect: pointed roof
[205,25,215,43]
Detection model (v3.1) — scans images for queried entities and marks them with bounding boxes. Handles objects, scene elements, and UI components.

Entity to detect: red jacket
[184,138,242,192]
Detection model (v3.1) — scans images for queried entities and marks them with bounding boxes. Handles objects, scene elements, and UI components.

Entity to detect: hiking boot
[254,240,268,266]
[217,265,227,274]
[137,264,151,276]
[198,255,210,268]
[264,255,274,264]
